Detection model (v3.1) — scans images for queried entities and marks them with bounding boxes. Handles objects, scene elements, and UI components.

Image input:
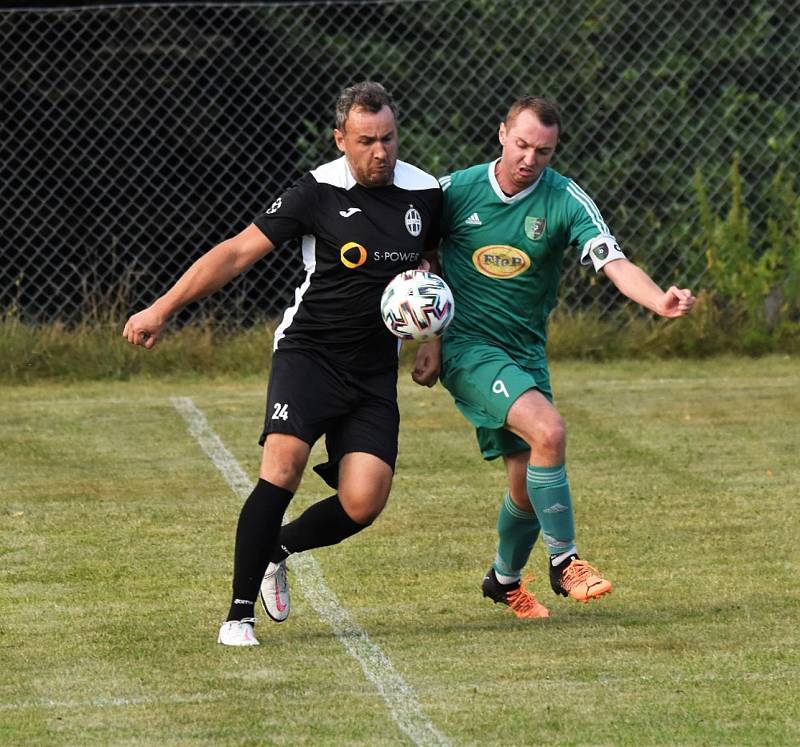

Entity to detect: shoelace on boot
[561,559,600,589]
[505,576,544,614]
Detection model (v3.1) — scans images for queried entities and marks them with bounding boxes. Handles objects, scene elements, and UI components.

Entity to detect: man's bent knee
[260,433,310,491]
[537,417,566,453]
[338,452,393,524]
[339,491,388,525]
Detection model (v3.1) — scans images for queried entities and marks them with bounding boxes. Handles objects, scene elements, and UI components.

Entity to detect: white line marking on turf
[171,396,450,747]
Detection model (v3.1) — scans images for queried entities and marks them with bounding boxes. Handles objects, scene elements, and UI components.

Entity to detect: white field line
[170,396,450,747]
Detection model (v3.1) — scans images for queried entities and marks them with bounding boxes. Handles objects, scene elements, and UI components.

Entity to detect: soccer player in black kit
[123,82,442,646]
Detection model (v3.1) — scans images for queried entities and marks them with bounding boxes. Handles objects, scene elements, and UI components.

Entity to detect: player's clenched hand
[412,340,441,387]
[122,307,166,349]
[658,286,696,318]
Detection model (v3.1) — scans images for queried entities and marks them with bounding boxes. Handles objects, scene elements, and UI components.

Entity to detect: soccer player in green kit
[413,96,696,618]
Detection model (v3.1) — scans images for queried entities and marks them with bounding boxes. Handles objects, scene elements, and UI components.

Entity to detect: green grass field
[2,357,799,745]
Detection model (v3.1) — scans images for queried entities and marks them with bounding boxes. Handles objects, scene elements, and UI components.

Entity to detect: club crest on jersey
[405,206,422,237]
[340,241,367,269]
[525,216,546,241]
[472,245,531,279]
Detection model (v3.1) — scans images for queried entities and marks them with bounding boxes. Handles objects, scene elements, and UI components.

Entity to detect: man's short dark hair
[335,81,397,132]
[505,96,562,135]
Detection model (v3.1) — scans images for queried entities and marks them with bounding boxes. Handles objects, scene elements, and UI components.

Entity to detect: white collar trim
[488,158,544,203]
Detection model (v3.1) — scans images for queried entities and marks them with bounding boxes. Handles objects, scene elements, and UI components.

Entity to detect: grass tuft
[3,310,800,384]
[0,318,274,383]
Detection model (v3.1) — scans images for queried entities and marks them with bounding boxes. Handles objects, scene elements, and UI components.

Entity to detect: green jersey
[439,160,624,364]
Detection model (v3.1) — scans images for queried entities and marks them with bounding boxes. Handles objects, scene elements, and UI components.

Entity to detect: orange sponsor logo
[472,245,530,278]
[340,242,367,268]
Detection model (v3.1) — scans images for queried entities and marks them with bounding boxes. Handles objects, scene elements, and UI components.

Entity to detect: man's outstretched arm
[602,258,696,318]
[122,223,274,348]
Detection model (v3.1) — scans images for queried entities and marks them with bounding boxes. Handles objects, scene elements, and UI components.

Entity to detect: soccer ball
[380,270,455,341]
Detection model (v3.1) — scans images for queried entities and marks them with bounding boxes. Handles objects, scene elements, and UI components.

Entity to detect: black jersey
[253,156,442,373]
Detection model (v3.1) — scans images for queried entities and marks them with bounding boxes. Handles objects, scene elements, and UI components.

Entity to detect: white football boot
[218,619,259,646]
[260,560,290,622]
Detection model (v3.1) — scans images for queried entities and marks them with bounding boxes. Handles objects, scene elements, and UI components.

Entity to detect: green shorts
[440,340,552,460]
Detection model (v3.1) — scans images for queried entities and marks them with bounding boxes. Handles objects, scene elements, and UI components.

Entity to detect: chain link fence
[2,0,799,328]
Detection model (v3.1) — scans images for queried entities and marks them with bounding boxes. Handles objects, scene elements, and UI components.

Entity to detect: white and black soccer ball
[380,270,455,341]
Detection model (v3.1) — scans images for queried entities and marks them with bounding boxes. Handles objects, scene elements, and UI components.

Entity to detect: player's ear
[333,128,346,153]
[498,121,507,147]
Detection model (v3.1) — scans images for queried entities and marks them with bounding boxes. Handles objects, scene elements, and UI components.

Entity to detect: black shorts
[259,350,399,488]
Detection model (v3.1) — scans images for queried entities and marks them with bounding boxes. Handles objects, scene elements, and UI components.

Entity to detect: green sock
[526,464,577,557]
[493,492,541,579]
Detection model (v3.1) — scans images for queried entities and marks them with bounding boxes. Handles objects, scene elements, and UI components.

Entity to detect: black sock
[227,479,293,622]
[270,494,368,563]
[550,551,579,568]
